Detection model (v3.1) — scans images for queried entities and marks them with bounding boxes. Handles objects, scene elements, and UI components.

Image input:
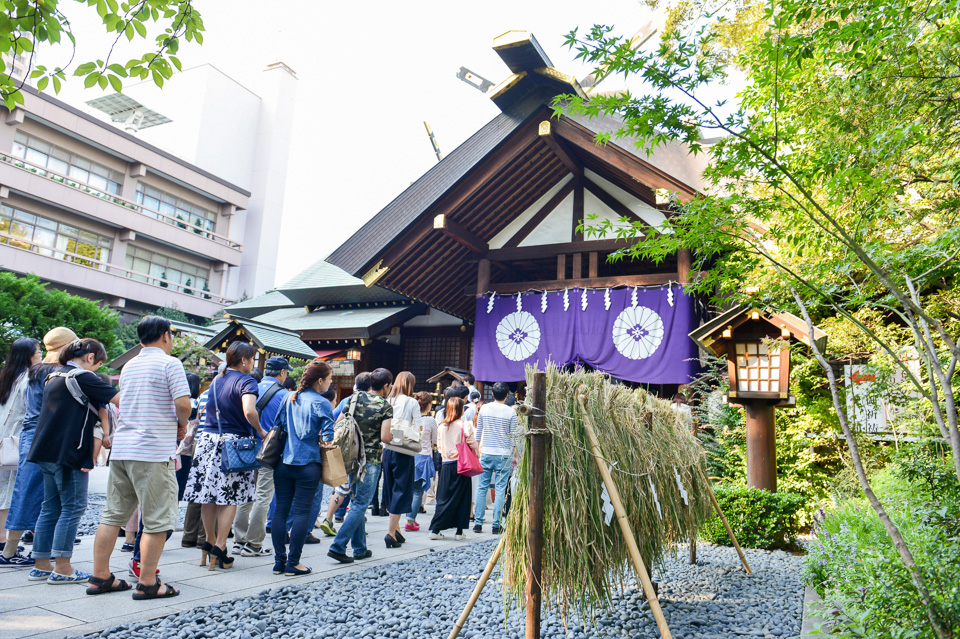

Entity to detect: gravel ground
[85,541,804,639]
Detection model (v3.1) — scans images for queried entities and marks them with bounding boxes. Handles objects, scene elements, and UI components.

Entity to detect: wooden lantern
[690,305,826,492]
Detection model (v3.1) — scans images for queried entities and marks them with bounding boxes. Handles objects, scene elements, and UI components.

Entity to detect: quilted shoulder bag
[212,375,261,474]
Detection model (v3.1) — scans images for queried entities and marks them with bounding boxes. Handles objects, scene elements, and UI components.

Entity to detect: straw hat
[42,327,78,364]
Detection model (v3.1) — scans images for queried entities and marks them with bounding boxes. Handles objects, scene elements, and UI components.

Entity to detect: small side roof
[250,303,425,340]
[205,317,318,361]
[222,291,295,318]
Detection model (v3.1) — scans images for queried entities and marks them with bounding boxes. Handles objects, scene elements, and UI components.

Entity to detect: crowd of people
[0,318,520,599]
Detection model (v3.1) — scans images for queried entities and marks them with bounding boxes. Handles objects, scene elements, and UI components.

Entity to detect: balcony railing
[0,153,243,250]
[0,230,234,306]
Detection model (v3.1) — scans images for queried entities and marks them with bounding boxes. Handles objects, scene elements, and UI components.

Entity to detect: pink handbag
[456,424,483,477]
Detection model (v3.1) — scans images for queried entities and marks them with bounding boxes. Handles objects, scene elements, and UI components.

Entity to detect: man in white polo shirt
[88,316,191,599]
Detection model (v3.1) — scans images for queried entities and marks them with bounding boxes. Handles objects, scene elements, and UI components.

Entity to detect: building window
[12,131,124,195]
[124,245,211,297]
[0,204,112,269]
[135,184,218,236]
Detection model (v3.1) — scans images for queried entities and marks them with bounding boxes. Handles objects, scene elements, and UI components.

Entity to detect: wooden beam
[677,248,692,284]
[583,177,651,227]
[572,253,582,279]
[553,117,700,202]
[434,214,488,254]
[538,120,581,176]
[588,251,598,278]
[556,254,566,280]
[503,179,575,249]
[573,179,584,241]
[477,258,491,296]
[488,237,641,262]
[464,272,681,295]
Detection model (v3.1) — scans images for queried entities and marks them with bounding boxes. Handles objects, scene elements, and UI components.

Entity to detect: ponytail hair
[58,338,107,367]
[291,360,332,403]
[223,341,257,375]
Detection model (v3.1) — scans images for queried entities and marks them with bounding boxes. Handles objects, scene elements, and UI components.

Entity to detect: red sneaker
[128,559,160,579]
[404,521,420,531]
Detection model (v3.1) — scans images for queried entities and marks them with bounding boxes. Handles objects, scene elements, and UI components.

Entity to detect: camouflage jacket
[349,391,393,464]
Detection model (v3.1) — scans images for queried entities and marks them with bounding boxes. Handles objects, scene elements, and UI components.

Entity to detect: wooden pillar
[556,254,566,280]
[744,402,777,492]
[678,248,692,285]
[571,253,582,279]
[526,371,548,639]
[477,258,491,297]
[588,251,598,278]
[572,179,584,241]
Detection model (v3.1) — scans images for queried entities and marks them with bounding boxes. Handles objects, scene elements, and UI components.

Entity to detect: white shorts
[94,425,104,441]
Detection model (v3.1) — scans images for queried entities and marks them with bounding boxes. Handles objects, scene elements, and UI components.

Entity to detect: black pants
[272,462,322,568]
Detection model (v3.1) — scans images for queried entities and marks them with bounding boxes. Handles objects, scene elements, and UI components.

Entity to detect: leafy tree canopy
[0,272,119,356]
[0,0,204,110]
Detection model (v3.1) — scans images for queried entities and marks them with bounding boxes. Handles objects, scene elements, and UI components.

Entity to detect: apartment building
[0,63,296,320]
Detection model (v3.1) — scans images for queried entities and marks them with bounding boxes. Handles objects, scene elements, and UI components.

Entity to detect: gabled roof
[204,317,318,361]
[250,303,425,340]
[276,259,407,307]
[223,291,295,318]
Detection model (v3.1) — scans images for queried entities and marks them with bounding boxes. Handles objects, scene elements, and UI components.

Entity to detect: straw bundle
[501,367,713,619]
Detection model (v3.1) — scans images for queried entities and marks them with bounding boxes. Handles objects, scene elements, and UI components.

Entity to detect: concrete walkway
[0,469,495,639]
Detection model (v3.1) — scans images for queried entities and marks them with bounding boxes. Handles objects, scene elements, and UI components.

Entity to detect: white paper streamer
[604,288,611,311]
[516,293,522,313]
[581,289,589,311]
[648,476,663,520]
[667,286,675,307]
[601,462,618,525]
[486,293,495,314]
[631,287,638,308]
[563,289,570,311]
[541,291,548,314]
[673,466,690,506]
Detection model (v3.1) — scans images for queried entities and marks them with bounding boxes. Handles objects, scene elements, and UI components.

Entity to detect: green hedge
[700,485,806,549]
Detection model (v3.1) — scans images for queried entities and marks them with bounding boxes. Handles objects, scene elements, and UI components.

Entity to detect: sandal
[86,573,131,596]
[131,577,180,600]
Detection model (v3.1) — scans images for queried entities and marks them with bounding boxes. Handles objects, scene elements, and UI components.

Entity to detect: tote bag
[456,423,483,477]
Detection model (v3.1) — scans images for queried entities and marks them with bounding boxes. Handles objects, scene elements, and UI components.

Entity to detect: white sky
[48,0,706,287]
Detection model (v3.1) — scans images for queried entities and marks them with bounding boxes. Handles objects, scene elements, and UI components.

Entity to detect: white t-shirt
[112,347,190,462]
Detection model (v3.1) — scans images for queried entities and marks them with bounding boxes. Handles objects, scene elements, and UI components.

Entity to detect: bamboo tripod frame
[447,380,752,639]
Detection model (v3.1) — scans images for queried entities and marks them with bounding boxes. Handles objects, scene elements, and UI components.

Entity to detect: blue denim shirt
[277,388,334,466]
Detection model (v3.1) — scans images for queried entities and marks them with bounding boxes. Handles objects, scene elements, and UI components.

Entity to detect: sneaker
[241,544,272,557]
[455,533,468,541]
[429,532,445,540]
[404,521,419,532]
[47,570,91,584]
[21,531,33,544]
[472,525,482,533]
[0,552,34,566]
[492,526,502,535]
[304,534,321,545]
[333,516,344,524]
[120,543,135,553]
[27,568,52,581]
[318,519,337,537]
[128,559,159,579]
[354,549,373,560]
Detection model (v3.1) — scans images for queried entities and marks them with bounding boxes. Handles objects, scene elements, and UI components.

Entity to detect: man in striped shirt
[89,316,191,599]
[472,382,518,535]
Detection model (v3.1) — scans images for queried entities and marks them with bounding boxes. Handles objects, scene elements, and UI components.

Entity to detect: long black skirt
[381,448,414,515]
[429,461,472,533]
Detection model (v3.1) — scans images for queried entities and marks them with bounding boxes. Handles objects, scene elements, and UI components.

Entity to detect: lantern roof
[689,304,827,357]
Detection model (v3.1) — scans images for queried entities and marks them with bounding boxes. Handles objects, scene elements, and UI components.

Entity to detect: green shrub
[699,485,806,549]
[804,451,960,638]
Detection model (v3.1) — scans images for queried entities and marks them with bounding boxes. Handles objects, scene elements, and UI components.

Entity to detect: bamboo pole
[448,536,507,639]
[577,393,674,639]
[526,371,548,639]
[699,465,752,574]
